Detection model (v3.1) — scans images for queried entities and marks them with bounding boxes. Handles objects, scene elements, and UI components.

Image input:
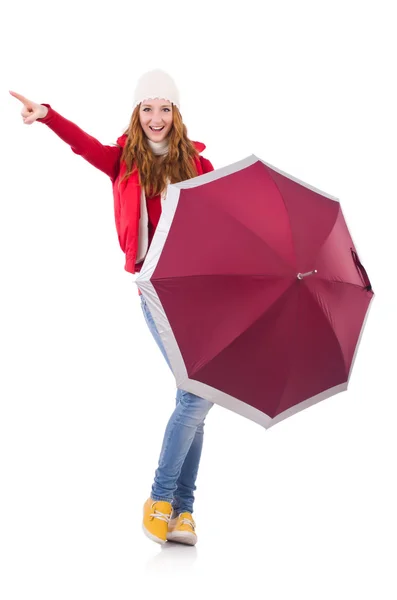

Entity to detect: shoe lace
[180,517,196,530]
[150,502,171,524]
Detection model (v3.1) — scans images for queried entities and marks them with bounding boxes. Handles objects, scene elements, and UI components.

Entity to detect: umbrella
[135,155,375,429]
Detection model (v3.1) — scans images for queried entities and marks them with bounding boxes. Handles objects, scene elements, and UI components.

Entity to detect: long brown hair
[119,103,200,196]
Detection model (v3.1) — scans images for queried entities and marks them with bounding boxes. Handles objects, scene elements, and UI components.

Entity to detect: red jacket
[38,104,214,273]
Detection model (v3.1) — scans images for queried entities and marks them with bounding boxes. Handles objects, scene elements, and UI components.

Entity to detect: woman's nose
[150,111,165,122]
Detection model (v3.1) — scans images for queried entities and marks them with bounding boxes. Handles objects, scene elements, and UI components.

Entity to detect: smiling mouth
[150,126,165,132]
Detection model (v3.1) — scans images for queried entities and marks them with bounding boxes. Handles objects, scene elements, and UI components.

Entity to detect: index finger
[9,90,31,105]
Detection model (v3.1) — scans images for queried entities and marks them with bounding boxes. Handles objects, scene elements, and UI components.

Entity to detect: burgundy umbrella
[136,155,375,428]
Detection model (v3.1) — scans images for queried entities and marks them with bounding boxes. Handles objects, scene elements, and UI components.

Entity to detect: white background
[1,0,396,598]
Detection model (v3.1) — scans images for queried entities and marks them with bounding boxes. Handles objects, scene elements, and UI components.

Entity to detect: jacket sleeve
[200,156,215,173]
[37,104,122,181]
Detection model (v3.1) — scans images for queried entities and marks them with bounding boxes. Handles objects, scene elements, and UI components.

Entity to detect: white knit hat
[133,69,181,110]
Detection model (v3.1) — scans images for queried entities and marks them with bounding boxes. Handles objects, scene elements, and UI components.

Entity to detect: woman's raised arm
[10,91,122,181]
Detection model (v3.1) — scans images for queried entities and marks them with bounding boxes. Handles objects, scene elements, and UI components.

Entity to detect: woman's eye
[143,108,170,112]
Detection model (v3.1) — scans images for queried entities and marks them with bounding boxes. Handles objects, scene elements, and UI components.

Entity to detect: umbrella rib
[188,280,296,376]
[273,280,302,414]
[273,280,348,416]
[154,275,365,290]
[205,199,294,274]
[315,277,366,290]
[312,204,341,266]
[304,283,349,378]
[264,170,298,270]
[154,273,291,282]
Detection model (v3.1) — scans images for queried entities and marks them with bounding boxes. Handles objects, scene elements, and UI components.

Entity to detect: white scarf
[136,138,170,264]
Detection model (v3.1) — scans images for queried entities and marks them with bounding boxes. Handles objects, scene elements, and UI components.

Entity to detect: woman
[10,69,215,547]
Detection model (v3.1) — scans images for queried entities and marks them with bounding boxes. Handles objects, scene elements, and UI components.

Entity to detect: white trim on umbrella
[257,157,341,203]
[166,152,341,203]
[137,185,182,283]
[169,154,259,189]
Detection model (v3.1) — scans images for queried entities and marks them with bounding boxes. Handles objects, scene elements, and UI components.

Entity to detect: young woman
[10,69,215,546]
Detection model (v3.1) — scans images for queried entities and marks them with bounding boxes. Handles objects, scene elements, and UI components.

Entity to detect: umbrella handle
[350,248,372,292]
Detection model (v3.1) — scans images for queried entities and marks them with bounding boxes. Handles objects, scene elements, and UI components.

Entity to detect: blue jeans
[140,294,214,516]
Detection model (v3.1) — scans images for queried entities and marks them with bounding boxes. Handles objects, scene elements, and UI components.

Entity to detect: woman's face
[139,98,173,142]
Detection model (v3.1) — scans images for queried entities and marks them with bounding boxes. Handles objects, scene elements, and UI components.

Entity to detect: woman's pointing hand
[9,90,48,124]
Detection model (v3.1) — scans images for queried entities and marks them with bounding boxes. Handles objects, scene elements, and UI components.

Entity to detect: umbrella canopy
[136,155,375,429]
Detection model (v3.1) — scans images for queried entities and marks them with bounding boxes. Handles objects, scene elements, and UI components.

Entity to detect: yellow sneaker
[166,512,197,546]
[142,498,173,544]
